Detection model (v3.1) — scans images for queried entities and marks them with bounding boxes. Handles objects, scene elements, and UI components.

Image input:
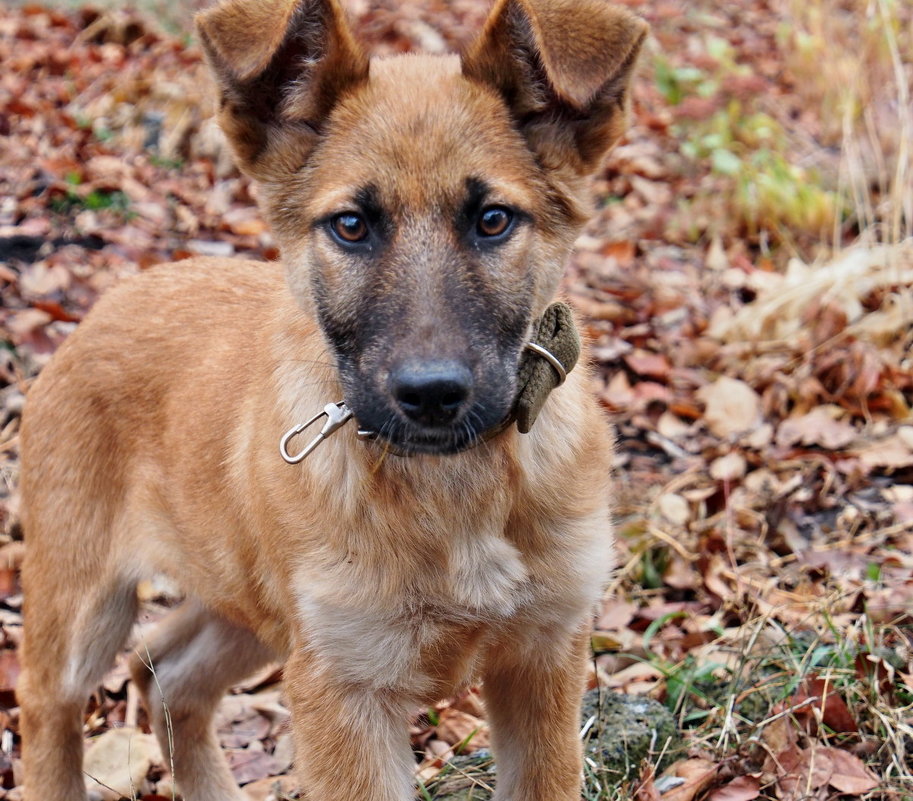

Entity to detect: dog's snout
[389,361,472,426]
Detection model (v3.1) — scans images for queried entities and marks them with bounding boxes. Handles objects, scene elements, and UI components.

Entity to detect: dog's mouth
[354,403,513,456]
[335,350,520,457]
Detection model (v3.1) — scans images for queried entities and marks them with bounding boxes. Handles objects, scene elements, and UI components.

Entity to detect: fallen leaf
[760,714,797,756]
[625,348,671,380]
[601,239,637,266]
[768,743,846,801]
[697,377,762,438]
[226,748,280,785]
[707,775,761,801]
[709,451,747,481]
[591,631,625,652]
[222,206,267,236]
[744,422,773,448]
[19,261,72,297]
[634,774,662,801]
[776,406,856,450]
[657,411,690,439]
[660,758,718,801]
[604,660,665,692]
[596,599,638,630]
[434,707,489,752]
[706,236,729,271]
[658,492,691,525]
[897,426,913,449]
[602,370,636,409]
[84,728,163,799]
[820,747,879,794]
[216,697,272,748]
[853,434,913,469]
[5,308,51,340]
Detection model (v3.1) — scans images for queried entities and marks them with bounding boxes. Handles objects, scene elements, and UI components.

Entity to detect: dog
[17,0,646,798]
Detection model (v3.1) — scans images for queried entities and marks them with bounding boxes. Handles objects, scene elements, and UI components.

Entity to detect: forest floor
[0,0,911,799]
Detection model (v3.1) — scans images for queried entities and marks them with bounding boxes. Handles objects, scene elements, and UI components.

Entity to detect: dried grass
[779,0,912,246]
[715,240,913,343]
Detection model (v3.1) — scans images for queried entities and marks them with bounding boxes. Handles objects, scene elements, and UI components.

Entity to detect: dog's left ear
[462,0,647,174]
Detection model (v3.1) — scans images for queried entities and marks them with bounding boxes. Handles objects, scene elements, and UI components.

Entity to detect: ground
[0,0,911,799]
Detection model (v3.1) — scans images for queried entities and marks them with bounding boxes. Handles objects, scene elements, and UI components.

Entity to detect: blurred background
[0,0,911,799]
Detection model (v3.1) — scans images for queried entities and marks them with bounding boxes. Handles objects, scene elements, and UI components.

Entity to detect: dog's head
[198,0,646,455]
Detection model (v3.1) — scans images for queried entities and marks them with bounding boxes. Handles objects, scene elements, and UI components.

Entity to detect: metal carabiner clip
[279,401,354,464]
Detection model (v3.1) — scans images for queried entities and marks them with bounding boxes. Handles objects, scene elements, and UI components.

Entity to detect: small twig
[138,642,177,801]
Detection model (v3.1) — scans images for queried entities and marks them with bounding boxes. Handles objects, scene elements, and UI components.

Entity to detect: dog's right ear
[196,0,368,180]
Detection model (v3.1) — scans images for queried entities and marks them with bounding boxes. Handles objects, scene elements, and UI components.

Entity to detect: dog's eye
[330,213,369,244]
[477,206,513,238]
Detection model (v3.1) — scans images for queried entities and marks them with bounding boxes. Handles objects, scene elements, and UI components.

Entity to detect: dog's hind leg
[128,599,273,801]
[20,568,139,801]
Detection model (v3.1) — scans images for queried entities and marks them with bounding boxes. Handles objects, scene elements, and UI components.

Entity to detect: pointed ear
[196,0,368,180]
[462,0,647,174]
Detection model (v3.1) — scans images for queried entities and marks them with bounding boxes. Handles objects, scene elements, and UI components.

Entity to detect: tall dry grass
[780,0,912,246]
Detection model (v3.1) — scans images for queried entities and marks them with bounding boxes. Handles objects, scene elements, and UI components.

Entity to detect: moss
[581,689,679,785]
[427,690,679,800]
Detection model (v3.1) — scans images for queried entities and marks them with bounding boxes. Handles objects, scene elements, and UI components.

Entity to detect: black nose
[389,361,473,426]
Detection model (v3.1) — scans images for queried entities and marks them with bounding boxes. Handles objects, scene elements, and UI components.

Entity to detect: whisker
[277,357,338,370]
[463,413,480,449]
[275,378,339,392]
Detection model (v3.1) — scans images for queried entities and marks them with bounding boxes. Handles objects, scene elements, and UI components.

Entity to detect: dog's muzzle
[278,302,581,464]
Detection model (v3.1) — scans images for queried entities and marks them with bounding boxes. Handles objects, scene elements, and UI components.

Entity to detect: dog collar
[513,301,580,433]
[279,302,580,464]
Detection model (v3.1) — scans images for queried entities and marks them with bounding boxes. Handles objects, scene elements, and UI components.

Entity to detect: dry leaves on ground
[1,0,911,798]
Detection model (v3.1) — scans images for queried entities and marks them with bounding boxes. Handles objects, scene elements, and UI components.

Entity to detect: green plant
[657,37,845,246]
[149,154,185,170]
[51,187,132,217]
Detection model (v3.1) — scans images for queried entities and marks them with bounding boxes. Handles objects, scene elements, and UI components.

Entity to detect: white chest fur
[292,512,531,698]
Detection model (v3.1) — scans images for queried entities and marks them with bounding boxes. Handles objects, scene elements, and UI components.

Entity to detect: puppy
[17,0,646,798]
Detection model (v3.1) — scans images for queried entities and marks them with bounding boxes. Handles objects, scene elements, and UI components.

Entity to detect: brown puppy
[17,0,646,798]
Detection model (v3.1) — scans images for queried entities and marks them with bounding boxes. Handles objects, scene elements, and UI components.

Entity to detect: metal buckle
[279,401,354,464]
[524,341,567,385]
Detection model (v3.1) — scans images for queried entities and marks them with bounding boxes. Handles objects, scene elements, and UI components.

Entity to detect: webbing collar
[278,302,580,463]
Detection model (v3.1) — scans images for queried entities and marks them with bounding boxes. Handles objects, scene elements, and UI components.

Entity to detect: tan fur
[17,1,646,799]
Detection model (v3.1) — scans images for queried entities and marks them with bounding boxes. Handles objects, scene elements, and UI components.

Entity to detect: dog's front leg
[482,626,590,801]
[284,648,416,801]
